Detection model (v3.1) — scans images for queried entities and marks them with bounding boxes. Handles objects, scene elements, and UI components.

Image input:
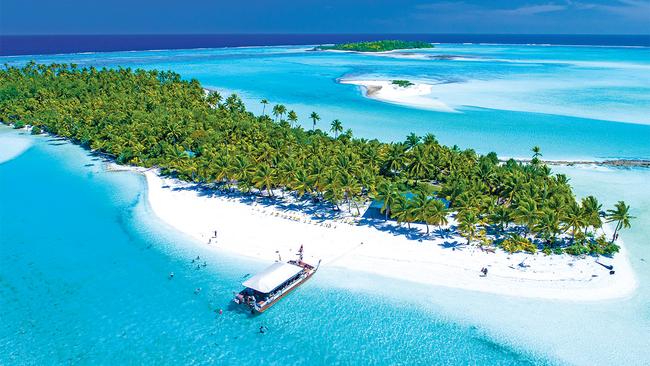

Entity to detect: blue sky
[1,0,648,35]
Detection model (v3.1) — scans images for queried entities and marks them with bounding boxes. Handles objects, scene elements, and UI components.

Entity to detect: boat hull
[256,269,317,313]
[233,260,319,314]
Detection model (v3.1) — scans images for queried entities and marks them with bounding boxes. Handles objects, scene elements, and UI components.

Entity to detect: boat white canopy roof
[242,262,303,293]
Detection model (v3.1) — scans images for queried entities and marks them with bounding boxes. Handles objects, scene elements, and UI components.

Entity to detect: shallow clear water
[3,44,649,160]
[0,129,551,365]
[1,44,650,365]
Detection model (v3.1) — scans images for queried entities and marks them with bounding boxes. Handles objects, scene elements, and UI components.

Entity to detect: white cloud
[496,4,567,15]
[582,0,650,21]
[415,0,650,21]
[416,2,568,17]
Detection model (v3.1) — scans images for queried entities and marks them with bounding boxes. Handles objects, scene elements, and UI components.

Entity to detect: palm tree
[407,146,434,181]
[260,99,269,116]
[392,195,416,228]
[375,181,401,220]
[287,110,298,127]
[489,205,511,235]
[513,199,540,239]
[422,133,438,145]
[606,201,634,243]
[338,172,361,213]
[405,133,421,149]
[274,104,286,121]
[581,195,602,235]
[271,104,287,122]
[531,146,542,166]
[457,209,480,245]
[330,119,343,138]
[562,203,586,243]
[230,155,252,189]
[535,209,561,246]
[164,122,184,144]
[277,159,298,188]
[415,193,448,234]
[252,163,276,197]
[323,171,344,210]
[430,199,449,230]
[206,91,222,107]
[291,168,312,197]
[212,155,231,184]
[272,105,281,121]
[310,112,320,131]
[412,192,430,233]
[381,143,407,176]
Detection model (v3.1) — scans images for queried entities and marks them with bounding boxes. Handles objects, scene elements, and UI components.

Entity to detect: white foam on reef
[0,130,33,164]
[459,57,650,70]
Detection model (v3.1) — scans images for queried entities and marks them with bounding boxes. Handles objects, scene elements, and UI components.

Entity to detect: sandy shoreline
[340,79,457,113]
[135,167,636,302]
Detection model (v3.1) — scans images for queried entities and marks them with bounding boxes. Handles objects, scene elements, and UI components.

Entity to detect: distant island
[316,40,434,52]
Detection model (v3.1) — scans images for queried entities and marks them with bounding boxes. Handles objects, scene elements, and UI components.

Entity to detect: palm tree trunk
[611,221,621,243]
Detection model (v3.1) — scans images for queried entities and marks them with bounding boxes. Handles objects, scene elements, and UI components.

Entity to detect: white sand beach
[340,79,457,113]
[0,133,33,164]
[139,168,637,301]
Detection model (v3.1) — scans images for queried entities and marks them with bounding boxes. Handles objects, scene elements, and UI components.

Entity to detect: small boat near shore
[233,246,320,313]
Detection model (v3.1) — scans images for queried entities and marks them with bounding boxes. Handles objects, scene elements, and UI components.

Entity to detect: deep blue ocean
[1,33,648,56]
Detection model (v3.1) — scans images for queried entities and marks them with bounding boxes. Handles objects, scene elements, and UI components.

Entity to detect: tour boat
[233,246,320,313]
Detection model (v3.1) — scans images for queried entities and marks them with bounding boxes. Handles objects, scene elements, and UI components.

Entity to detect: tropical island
[0,62,634,262]
[316,40,434,52]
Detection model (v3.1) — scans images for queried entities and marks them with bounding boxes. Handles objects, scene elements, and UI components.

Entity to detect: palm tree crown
[606,201,634,242]
[260,99,269,116]
[310,112,320,131]
[330,119,343,138]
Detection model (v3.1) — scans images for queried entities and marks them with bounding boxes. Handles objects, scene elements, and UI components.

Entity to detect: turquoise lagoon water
[2,44,650,364]
[3,44,649,160]
[0,128,551,365]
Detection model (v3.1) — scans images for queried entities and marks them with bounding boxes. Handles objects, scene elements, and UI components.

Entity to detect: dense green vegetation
[0,63,633,256]
[317,40,434,52]
[392,80,414,88]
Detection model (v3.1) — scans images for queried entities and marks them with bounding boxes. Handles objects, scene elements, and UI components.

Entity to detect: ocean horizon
[1,33,649,56]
